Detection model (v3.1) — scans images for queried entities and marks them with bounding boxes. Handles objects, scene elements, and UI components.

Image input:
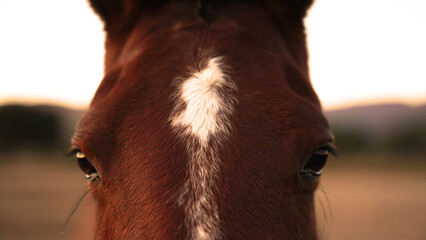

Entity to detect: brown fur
[73,0,332,239]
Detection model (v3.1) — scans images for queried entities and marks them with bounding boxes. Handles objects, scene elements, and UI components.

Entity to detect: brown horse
[71,0,335,239]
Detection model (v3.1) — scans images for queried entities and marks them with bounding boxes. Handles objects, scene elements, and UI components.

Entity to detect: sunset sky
[0,0,425,110]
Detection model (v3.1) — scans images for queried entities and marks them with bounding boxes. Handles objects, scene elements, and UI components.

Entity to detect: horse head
[72,1,334,239]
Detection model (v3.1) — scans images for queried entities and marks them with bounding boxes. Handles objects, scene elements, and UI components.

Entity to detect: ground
[316,154,426,240]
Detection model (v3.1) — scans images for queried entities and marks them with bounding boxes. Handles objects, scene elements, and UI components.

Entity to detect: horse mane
[89,0,314,33]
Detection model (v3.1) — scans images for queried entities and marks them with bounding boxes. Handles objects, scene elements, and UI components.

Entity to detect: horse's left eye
[75,151,99,181]
[300,149,329,177]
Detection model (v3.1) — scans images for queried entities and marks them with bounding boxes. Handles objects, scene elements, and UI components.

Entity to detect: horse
[71,0,335,239]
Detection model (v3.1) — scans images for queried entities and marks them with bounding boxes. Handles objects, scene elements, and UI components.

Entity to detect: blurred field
[0,152,425,240]
[0,153,95,240]
[316,154,426,240]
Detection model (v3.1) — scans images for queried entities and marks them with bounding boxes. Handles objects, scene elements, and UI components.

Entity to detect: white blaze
[170,57,236,240]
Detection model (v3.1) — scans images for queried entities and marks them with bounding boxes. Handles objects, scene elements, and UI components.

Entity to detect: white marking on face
[172,57,235,146]
[170,57,236,240]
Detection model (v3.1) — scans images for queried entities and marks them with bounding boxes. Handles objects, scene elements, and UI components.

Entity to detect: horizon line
[1,96,426,112]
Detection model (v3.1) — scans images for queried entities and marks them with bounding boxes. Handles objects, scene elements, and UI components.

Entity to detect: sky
[0,0,425,110]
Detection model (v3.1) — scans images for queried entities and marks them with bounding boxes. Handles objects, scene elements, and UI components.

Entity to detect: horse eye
[75,151,99,181]
[300,149,329,177]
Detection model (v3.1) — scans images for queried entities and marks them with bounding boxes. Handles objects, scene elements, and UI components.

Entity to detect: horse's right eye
[75,151,99,181]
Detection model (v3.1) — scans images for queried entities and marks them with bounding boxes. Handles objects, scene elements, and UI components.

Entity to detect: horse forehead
[85,32,322,142]
[88,59,323,132]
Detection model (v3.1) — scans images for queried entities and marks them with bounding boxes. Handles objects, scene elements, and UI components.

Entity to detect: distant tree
[331,127,371,152]
[384,123,426,154]
[0,105,61,152]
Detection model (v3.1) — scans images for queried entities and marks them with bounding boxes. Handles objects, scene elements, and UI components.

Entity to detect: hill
[325,104,426,138]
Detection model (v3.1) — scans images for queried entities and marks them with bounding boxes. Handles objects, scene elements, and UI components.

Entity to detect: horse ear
[287,0,314,19]
[89,0,124,28]
[264,0,314,23]
[88,0,157,32]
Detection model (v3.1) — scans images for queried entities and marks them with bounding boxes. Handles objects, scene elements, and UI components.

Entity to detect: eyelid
[67,144,93,159]
[67,144,97,169]
[67,145,81,156]
[318,141,338,156]
[314,149,329,155]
